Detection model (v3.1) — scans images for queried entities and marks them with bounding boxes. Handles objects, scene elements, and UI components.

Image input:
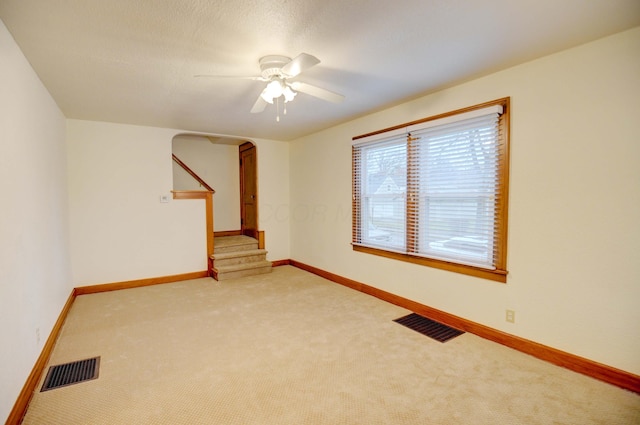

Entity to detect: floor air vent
[41,356,100,392]
[394,313,464,343]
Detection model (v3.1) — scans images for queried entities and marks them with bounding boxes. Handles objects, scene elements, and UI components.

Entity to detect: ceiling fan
[197,53,344,119]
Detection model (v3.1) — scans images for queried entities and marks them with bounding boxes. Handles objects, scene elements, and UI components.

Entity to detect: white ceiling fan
[197,53,344,119]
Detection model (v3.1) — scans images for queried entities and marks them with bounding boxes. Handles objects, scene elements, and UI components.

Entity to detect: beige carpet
[22,266,640,424]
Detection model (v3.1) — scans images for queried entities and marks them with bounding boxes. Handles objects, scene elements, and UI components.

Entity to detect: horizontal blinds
[352,127,407,146]
[353,105,503,146]
[353,135,407,251]
[408,112,502,268]
[406,105,502,134]
[353,104,503,270]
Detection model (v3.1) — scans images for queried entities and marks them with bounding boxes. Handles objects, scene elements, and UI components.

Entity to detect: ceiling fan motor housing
[259,55,291,79]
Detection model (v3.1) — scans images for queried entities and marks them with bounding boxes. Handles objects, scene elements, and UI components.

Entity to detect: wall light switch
[159,195,170,203]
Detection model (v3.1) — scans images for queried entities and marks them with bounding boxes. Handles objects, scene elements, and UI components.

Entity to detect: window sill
[352,244,507,283]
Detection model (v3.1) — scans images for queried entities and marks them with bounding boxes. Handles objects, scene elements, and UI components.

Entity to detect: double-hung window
[352,98,509,282]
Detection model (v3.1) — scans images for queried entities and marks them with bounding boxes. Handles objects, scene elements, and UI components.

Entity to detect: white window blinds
[353,135,407,251]
[353,104,505,270]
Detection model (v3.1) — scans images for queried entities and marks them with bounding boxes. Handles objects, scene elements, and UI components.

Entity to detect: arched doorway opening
[171,134,258,236]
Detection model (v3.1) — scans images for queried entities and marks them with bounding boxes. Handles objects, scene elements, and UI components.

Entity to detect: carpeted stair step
[211,249,268,267]
[213,260,272,281]
[214,235,258,254]
[212,235,272,281]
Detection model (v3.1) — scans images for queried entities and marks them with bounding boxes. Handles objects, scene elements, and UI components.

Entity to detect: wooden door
[239,142,258,239]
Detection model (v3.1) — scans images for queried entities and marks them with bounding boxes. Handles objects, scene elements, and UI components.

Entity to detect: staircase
[211,235,272,281]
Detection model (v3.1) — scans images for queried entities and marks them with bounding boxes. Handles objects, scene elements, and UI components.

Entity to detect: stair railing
[172,154,215,276]
[172,154,215,192]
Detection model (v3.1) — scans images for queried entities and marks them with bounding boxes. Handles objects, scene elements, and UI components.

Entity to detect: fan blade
[290,82,344,103]
[195,75,266,81]
[281,53,320,77]
[250,95,268,113]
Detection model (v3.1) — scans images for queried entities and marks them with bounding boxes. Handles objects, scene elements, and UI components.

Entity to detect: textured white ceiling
[1,0,639,140]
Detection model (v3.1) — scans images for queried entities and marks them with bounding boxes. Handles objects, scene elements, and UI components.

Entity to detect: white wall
[172,135,241,231]
[289,27,640,375]
[252,137,291,262]
[66,120,207,285]
[0,20,72,420]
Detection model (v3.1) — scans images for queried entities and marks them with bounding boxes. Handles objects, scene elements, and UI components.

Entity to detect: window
[352,98,509,282]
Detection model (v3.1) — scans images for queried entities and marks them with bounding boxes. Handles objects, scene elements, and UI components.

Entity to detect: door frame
[239,141,258,239]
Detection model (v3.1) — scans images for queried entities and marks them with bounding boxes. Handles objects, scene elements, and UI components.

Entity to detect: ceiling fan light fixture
[260,79,297,105]
[283,85,297,102]
[260,89,274,104]
[260,80,282,103]
[234,53,342,117]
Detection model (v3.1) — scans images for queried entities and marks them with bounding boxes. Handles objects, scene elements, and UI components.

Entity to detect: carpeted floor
[22,266,640,424]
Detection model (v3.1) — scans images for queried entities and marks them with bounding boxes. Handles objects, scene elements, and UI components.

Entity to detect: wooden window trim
[352,97,510,283]
[352,244,507,283]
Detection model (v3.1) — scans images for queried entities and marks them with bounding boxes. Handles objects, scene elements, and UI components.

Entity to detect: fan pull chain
[276,97,280,122]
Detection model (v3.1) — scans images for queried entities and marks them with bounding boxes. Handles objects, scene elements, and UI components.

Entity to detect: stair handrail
[172,154,215,192]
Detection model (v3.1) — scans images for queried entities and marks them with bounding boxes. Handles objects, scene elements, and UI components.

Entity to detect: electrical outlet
[506,309,515,323]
